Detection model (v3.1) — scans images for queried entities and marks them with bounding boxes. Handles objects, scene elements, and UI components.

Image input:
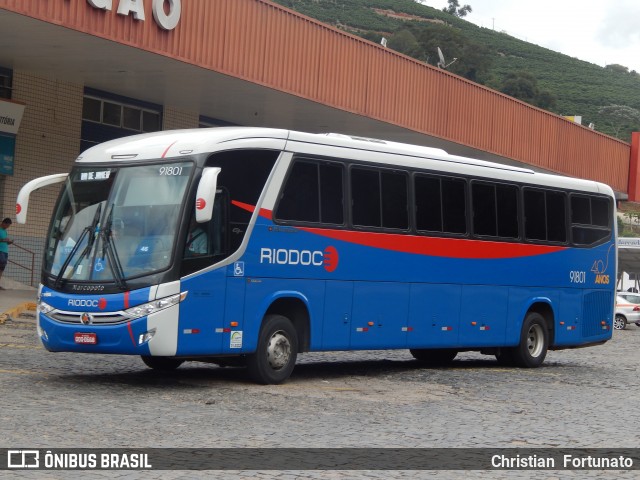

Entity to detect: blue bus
[17,128,616,383]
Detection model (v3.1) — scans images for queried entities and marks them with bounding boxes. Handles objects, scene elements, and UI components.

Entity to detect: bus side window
[275,159,344,226]
[571,195,611,245]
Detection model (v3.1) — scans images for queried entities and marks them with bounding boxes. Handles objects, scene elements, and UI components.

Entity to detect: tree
[499,71,557,111]
[605,64,630,74]
[443,0,472,18]
[500,71,538,103]
[535,90,557,111]
[388,29,421,58]
[598,105,640,137]
[409,23,492,83]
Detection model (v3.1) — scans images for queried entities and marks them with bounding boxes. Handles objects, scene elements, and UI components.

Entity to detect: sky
[417,0,640,73]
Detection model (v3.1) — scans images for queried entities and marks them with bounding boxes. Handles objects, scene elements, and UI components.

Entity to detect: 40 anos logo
[260,246,339,272]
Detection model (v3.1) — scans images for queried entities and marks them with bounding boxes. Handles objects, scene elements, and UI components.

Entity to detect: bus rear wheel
[247,314,298,384]
[508,312,549,368]
[410,348,457,366]
[141,355,184,371]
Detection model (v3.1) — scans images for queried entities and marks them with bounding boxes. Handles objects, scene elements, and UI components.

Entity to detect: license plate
[74,332,97,345]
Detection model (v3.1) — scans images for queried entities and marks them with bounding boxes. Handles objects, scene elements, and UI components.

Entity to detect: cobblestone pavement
[1,310,639,480]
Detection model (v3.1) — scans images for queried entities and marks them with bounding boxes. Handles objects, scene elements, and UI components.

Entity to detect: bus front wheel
[247,314,298,384]
[141,355,184,371]
[509,312,549,368]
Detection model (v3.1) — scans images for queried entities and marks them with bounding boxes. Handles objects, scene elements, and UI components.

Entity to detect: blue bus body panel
[39,314,151,355]
[176,270,226,356]
[36,211,614,356]
[38,286,153,354]
[238,218,614,350]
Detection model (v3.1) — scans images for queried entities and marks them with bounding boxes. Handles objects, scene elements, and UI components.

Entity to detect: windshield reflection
[45,162,193,284]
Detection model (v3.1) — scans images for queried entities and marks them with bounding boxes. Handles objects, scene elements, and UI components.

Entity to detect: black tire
[495,349,515,366]
[410,348,457,366]
[247,314,298,384]
[509,312,548,368]
[141,355,184,371]
[614,315,627,330]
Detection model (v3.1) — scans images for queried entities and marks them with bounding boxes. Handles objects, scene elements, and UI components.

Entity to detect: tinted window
[381,171,408,230]
[319,163,344,225]
[473,182,518,238]
[277,162,320,223]
[82,97,101,122]
[524,189,546,241]
[206,150,279,251]
[276,160,344,225]
[415,175,442,231]
[442,178,467,234]
[497,184,519,238]
[351,167,408,230]
[123,106,141,130]
[415,174,466,235]
[524,188,567,243]
[472,183,497,237]
[571,194,610,245]
[102,102,121,126]
[571,195,591,224]
[547,191,567,242]
[351,168,381,228]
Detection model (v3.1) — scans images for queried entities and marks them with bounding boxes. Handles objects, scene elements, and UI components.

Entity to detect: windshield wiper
[101,205,127,290]
[54,203,102,288]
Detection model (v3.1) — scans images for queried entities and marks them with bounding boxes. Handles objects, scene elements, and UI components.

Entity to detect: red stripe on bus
[126,322,136,347]
[232,200,272,220]
[232,202,566,259]
[161,141,178,158]
[300,227,567,259]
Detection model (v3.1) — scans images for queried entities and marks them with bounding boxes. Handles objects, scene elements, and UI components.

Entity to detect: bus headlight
[124,291,188,320]
[38,301,55,316]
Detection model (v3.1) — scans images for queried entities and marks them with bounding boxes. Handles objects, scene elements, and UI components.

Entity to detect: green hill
[273,0,640,142]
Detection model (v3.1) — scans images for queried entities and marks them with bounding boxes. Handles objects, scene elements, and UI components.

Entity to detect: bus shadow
[52,355,570,389]
[290,356,552,381]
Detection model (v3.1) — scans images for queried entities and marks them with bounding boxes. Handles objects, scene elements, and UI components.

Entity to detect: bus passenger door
[321,281,353,349]
[177,270,227,355]
[350,282,409,349]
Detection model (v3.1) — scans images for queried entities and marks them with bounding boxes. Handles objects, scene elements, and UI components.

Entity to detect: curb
[1,302,37,324]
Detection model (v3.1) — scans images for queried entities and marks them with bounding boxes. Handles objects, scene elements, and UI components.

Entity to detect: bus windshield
[45,162,193,284]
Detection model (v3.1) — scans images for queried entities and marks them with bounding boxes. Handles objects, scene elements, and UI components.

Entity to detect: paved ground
[1,294,639,479]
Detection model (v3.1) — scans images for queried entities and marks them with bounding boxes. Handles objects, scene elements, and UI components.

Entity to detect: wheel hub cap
[526,324,544,358]
[266,331,291,370]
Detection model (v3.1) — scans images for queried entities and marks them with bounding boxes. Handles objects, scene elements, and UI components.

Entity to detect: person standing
[0,218,13,289]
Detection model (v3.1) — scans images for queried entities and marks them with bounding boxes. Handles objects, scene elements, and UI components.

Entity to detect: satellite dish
[437,47,445,67]
[436,46,458,69]
[380,37,388,48]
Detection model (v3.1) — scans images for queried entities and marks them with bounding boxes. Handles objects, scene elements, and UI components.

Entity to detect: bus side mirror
[195,167,221,223]
[16,173,68,224]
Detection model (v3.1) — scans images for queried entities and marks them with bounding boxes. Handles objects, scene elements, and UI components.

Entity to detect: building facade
[0,0,637,285]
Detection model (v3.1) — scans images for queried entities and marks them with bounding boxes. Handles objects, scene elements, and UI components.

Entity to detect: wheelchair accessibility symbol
[234,262,245,277]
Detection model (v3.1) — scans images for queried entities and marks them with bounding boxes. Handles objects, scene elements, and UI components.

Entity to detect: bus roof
[75,127,614,197]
